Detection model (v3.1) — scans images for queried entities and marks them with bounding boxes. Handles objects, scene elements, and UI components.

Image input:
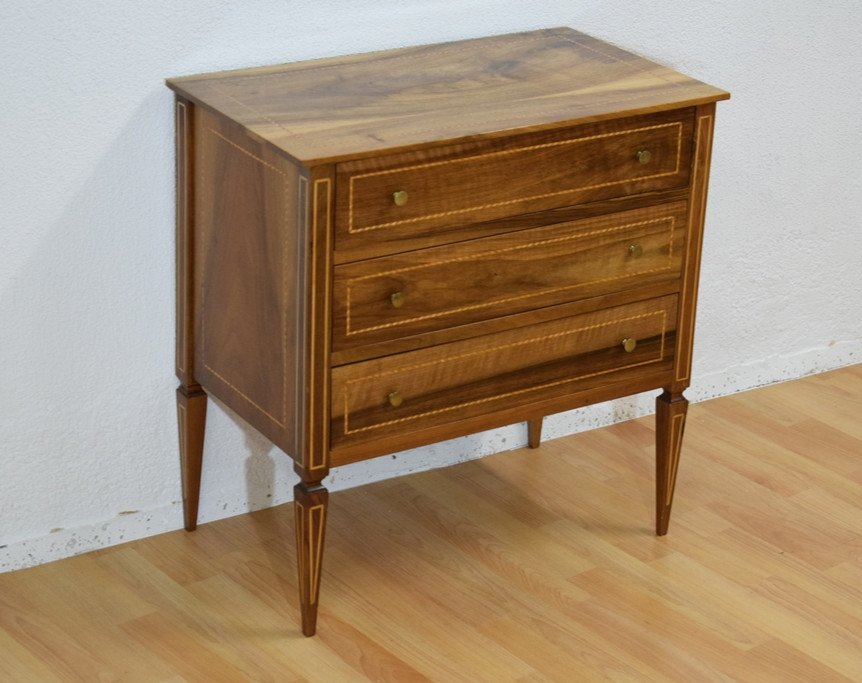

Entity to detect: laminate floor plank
[0,627,64,683]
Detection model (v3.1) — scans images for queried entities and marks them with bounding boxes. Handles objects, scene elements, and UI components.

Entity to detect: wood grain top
[167,27,728,165]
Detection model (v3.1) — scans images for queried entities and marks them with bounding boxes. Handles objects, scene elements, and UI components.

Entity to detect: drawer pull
[636,149,652,164]
[628,243,644,258]
[392,190,409,207]
[621,337,637,353]
[388,390,403,408]
[390,291,406,308]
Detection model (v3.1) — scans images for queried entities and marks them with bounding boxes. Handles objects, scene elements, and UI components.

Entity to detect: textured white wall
[2,1,860,570]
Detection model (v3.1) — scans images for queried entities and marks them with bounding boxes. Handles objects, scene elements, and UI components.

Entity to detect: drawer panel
[333,202,686,351]
[331,295,677,448]
[336,110,693,258]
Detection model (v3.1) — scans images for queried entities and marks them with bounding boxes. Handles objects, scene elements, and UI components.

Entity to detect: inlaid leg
[294,479,328,636]
[177,384,207,531]
[656,390,688,535]
[528,417,543,449]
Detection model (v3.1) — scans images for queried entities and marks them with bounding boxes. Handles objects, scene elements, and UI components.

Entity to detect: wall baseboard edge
[2,340,858,572]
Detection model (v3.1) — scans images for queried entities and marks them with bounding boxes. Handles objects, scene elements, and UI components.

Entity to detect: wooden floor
[2,365,861,682]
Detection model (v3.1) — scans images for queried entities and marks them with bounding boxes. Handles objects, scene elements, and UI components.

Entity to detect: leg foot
[177,384,207,531]
[527,417,543,449]
[656,390,688,535]
[295,479,328,636]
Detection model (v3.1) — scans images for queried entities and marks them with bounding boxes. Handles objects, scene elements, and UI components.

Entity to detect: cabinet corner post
[174,96,208,531]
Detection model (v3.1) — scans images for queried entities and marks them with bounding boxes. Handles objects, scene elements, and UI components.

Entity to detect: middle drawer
[333,201,687,352]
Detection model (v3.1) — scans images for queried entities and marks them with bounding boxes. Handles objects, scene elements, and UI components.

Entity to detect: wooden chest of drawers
[167,27,728,636]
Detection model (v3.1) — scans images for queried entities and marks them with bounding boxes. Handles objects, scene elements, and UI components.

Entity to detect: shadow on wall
[1,90,179,543]
[0,87,287,543]
[242,409,279,513]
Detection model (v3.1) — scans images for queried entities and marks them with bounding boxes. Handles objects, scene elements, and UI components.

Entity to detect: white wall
[2,1,860,570]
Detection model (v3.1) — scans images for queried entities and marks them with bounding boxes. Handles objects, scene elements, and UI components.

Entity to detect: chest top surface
[166,27,728,165]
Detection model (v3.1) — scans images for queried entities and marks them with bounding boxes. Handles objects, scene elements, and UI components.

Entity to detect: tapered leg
[294,479,328,636]
[655,390,688,535]
[527,417,543,449]
[177,384,207,531]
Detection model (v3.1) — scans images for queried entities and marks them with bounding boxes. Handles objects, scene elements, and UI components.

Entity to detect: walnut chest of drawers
[167,27,728,636]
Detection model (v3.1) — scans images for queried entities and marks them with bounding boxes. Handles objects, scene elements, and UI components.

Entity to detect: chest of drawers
[167,27,728,636]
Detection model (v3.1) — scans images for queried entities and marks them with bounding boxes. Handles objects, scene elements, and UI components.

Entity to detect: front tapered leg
[294,479,328,636]
[656,390,688,535]
[177,384,207,531]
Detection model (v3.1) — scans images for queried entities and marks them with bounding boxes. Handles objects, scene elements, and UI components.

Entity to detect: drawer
[336,110,693,258]
[331,295,677,448]
[333,202,686,351]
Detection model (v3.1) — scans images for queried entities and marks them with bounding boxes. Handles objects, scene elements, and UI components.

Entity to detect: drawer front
[331,295,677,448]
[336,110,693,258]
[333,202,686,352]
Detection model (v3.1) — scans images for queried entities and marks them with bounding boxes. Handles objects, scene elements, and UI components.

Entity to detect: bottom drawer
[330,295,677,449]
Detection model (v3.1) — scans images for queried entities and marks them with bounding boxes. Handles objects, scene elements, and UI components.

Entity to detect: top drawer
[336,109,693,259]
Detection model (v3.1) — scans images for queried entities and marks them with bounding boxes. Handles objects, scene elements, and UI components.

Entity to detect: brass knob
[636,149,652,164]
[388,390,403,408]
[392,190,409,207]
[628,243,644,258]
[622,338,637,353]
[390,291,406,308]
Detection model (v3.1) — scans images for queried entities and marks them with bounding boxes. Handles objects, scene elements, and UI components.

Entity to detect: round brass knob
[392,190,409,207]
[628,243,644,258]
[388,390,403,408]
[636,149,652,164]
[622,338,637,353]
[390,291,406,308]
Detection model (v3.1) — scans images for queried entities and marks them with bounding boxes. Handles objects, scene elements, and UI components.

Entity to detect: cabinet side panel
[193,107,304,456]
